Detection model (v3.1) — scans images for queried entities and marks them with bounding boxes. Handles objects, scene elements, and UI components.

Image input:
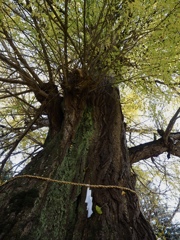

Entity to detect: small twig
[168,198,180,224]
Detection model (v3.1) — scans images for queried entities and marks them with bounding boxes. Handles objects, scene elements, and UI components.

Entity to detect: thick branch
[130,108,180,164]
[129,133,180,164]
[129,139,166,164]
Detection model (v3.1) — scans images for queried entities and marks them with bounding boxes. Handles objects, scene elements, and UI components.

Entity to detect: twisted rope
[0,174,137,194]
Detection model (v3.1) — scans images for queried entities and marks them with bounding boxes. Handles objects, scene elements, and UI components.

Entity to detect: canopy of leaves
[0,1,179,176]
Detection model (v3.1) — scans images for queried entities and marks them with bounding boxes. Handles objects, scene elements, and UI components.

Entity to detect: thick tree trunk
[0,82,156,239]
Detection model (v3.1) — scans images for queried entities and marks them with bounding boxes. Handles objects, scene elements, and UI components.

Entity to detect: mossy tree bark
[0,75,156,239]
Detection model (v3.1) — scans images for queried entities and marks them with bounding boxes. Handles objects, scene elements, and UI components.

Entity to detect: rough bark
[0,79,156,239]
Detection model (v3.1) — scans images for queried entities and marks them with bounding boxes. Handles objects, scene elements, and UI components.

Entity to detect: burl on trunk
[0,71,156,240]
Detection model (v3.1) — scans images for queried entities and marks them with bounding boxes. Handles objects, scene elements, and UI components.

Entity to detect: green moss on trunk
[31,108,94,240]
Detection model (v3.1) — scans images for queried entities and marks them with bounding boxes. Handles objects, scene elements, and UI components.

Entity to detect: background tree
[135,163,180,239]
[0,0,180,239]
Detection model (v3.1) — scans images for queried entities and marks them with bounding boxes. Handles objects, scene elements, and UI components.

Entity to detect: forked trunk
[0,82,156,239]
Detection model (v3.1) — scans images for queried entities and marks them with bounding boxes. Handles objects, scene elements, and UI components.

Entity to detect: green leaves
[1,0,179,86]
[0,0,180,172]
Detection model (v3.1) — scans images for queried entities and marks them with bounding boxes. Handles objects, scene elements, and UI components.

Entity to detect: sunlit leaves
[1,0,179,86]
[0,0,180,172]
[126,0,180,87]
[121,87,143,124]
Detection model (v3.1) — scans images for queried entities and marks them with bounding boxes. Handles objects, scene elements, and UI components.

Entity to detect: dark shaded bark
[0,80,156,239]
[34,81,64,138]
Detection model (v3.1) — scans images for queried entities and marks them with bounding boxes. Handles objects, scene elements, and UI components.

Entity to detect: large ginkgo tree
[0,1,180,239]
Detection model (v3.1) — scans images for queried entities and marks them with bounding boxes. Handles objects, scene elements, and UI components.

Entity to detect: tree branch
[0,53,37,89]
[163,107,180,144]
[129,132,180,164]
[0,89,31,100]
[129,139,166,164]
[129,108,180,163]
[0,77,28,85]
